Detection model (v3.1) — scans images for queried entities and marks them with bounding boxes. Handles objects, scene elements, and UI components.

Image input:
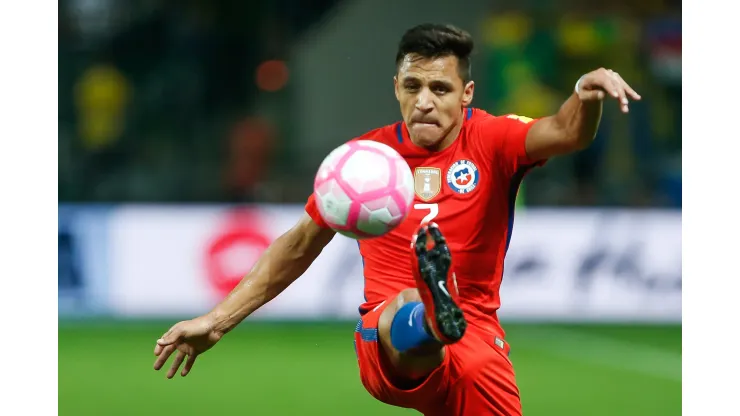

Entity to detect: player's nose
[415,89,434,111]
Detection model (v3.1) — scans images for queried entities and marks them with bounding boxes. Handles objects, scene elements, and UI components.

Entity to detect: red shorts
[353,301,522,416]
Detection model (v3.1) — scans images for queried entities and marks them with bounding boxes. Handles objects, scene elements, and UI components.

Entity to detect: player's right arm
[153,210,334,378]
[209,213,335,332]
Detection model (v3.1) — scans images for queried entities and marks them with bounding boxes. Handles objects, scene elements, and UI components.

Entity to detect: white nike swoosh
[437,280,450,298]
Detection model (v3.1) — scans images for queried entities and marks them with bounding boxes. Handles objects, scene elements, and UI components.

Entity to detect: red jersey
[305,108,544,338]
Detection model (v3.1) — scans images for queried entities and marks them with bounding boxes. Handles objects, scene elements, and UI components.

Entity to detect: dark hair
[395,23,474,82]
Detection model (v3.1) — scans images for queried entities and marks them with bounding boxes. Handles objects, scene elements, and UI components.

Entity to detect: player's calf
[389,293,439,353]
[378,288,446,383]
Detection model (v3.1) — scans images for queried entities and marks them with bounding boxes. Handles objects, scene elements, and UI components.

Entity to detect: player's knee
[379,289,421,331]
[378,289,425,354]
[397,288,421,304]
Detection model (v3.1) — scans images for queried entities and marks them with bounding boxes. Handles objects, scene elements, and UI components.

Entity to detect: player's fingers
[601,70,624,102]
[600,69,621,99]
[157,329,175,347]
[614,72,642,101]
[608,71,629,113]
[181,353,198,377]
[580,70,617,99]
[153,344,176,370]
[166,350,187,379]
[157,325,184,347]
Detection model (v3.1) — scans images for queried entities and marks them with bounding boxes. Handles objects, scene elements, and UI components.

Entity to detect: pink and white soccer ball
[313,140,414,239]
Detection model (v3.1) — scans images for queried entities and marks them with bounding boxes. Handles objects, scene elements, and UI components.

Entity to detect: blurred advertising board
[59,205,681,323]
[105,205,367,319]
[58,205,113,317]
[498,209,681,323]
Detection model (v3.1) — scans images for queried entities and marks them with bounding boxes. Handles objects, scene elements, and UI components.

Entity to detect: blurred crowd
[58,0,681,207]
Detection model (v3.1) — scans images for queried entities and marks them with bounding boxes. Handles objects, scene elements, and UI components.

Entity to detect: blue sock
[390,302,435,352]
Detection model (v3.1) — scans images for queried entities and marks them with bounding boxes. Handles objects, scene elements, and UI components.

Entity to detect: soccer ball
[313,140,414,239]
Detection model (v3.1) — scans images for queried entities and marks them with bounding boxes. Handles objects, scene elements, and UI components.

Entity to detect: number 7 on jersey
[414,203,439,226]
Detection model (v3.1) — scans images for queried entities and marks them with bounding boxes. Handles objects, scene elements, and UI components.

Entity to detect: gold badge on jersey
[414,167,442,201]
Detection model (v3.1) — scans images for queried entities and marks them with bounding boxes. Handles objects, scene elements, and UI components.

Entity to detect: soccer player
[153,23,640,415]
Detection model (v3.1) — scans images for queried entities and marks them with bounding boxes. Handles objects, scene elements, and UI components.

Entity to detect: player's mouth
[410,122,441,139]
[411,120,440,128]
[410,122,442,139]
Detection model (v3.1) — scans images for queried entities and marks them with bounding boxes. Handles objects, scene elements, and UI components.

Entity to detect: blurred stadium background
[58,0,681,415]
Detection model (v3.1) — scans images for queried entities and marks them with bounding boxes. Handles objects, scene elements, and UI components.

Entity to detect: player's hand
[576,68,641,113]
[153,314,225,378]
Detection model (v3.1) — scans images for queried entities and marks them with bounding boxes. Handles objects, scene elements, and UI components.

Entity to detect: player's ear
[393,75,400,101]
[462,80,475,107]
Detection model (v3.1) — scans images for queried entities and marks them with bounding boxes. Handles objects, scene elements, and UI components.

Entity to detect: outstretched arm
[154,213,334,378]
[209,213,335,333]
[524,68,641,161]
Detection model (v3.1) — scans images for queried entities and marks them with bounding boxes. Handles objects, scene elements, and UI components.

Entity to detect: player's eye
[404,84,420,92]
[433,86,448,94]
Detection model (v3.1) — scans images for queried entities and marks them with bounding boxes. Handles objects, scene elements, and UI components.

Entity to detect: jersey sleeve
[479,114,546,177]
[304,193,329,228]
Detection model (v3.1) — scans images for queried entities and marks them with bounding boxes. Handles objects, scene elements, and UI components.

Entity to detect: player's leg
[353,224,471,413]
[375,288,443,384]
[354,290,450,413]
[361,221,521,415]
[376,223,468,383]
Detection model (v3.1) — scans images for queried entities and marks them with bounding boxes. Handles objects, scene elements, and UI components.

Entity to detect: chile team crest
[446,160,479,194]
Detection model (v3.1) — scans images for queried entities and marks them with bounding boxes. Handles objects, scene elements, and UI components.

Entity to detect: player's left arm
[524,68,641,161]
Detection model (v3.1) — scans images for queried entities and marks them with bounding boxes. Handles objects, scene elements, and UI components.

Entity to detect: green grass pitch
[59,321,680,415]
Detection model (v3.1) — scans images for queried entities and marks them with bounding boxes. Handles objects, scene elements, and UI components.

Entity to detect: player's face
[394,54,474,149]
